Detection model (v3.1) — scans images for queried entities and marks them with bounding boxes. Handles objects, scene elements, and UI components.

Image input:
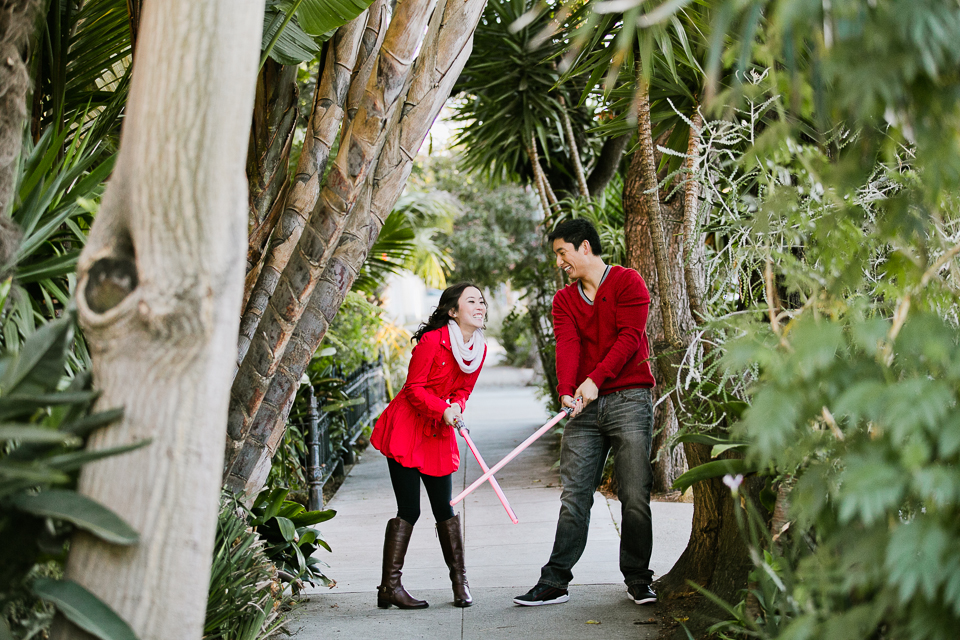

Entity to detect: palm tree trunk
[224,0,488,494]
[635,76,682,350]
[239,13,370,359]
[246,59,299,245]
[226,0,437,472]
[558,94,589,198]
[53,1,262,637]
[0,0,43,219]
[681,107,705,321]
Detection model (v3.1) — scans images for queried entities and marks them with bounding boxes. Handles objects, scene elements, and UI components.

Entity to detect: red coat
[371,325,485,476]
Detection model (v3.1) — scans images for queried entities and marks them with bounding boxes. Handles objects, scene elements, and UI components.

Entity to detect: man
[514,218,657,607]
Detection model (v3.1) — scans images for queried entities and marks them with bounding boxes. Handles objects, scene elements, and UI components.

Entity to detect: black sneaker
[628,583,657,605]
[513,583,570,606]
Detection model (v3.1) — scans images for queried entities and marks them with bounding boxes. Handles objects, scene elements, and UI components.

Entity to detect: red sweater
[553,265,656,398]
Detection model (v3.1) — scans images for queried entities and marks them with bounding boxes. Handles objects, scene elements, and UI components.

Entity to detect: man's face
[553,238,587,280]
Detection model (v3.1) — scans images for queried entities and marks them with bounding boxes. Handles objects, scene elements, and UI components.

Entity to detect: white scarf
[447,320,486,375]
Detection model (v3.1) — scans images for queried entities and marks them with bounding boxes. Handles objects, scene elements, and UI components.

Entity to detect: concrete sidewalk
[290,378,693,639]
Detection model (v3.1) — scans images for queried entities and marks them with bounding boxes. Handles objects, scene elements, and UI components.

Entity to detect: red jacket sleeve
[447,347,487,411]
[403,332,450,419]
[552,290,581,398]
[587,270,649,388]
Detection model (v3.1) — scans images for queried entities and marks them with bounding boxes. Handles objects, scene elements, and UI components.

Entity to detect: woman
[370,282,488,610]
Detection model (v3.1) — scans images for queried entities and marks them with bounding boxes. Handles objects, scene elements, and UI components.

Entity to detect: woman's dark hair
[547,218,603,256]
[412,282,485,343]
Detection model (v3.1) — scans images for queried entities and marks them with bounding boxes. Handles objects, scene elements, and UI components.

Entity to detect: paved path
[291,372,693,639]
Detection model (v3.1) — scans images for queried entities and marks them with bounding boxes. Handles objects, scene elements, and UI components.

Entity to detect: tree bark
[238,13,369,350]
[55,1,263,638]
[681,107,705,321]
[0,0,42,218]
[635,77,682,350]
[657,444,757,640]
[246,59,299,241]
[224,0,488,497]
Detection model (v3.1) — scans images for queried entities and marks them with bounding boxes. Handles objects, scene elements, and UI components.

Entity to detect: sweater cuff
[586,369,609,390]
[558,384,577,398]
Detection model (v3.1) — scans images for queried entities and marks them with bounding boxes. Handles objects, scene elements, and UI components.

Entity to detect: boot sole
[378,600,429,609]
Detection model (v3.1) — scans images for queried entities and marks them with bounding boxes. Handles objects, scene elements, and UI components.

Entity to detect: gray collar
[577,265,611,305]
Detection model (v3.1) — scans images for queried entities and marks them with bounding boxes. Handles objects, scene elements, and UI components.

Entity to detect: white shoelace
[447,320,485,374]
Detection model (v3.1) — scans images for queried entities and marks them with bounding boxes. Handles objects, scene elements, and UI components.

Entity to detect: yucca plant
[204,495,291,640]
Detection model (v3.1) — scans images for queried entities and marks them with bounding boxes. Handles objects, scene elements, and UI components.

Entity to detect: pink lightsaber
[451,406,573,507]
[454,417,518,524]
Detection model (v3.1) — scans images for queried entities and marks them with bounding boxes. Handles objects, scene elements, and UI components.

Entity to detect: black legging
[387,457,455,525]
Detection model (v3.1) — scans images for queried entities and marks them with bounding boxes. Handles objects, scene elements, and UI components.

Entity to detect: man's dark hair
[547,218,603,256]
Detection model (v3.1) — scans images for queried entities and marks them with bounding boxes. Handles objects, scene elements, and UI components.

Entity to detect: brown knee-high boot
[378,518,429,609]
[436,514,473,607]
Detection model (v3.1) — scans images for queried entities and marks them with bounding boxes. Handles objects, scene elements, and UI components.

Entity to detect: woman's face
[451,286,486,332]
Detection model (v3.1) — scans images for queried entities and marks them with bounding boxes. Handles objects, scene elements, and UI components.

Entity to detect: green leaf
[289,508,336,527]
[837,454,906,526]
[298,528,318,546]
[31,579,138,640]
[0,391,99,421]
[297,0,374,36]
[262,8,320,65]
[711,443,748,458]
[46,440,150,472]
[675,433,746,448]
[672,459,754,493]
[0,460,70,485]
[61,407,125,437]
[0,315,73,395]
[0,425,80,444]
[321,397,365,412]
[275,516,296,542]
[261,487,290,522]
[13,489,139,545]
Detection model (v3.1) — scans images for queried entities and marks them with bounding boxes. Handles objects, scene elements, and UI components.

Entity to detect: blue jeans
[539,387,654,588]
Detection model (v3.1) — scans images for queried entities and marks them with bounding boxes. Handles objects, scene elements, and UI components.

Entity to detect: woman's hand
[442,403,462,427]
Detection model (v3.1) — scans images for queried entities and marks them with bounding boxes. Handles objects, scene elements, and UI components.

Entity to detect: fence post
[305,388,324,511]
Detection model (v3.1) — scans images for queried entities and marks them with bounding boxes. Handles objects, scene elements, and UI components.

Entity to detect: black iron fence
[303,357,388,510]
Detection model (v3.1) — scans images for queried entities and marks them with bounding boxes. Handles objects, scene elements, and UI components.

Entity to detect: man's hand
[574,378,599,410]
[561,392,587,418]
[442,403,462,427]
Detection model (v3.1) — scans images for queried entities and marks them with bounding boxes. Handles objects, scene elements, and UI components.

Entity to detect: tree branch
[557,94,589,198]
[587,133,631,197]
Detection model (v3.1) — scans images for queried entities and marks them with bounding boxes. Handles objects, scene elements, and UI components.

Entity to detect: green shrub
[1,311,143,640]
[249,487,336,593]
